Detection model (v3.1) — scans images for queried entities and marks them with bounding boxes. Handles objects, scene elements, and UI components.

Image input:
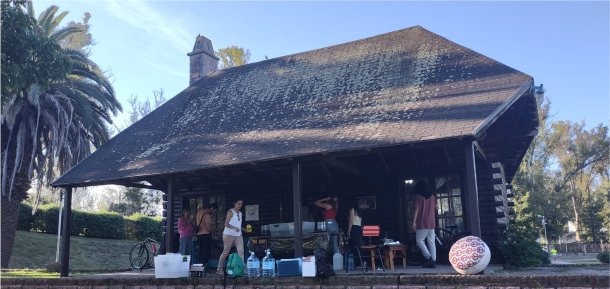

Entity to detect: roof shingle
[53,26,532,186]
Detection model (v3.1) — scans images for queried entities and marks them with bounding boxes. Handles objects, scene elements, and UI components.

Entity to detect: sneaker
[421,257,433,268]
[422,259,436,268]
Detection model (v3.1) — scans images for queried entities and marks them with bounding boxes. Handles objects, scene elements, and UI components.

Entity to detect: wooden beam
[120,182,164,190]
[443,146,452,167]
[464,141,482,237]
[323,158,359,175]
[166,179,175,253]
[60,187,72,277]
[293,161,303,258]
[473,141,487,163]
[410,150,419,172]
[378,153,389,172]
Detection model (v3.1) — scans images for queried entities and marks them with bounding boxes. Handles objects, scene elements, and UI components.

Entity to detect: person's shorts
[552,254,557,257]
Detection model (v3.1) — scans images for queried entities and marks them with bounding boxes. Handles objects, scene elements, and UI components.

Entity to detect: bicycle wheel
[129,244,149,269]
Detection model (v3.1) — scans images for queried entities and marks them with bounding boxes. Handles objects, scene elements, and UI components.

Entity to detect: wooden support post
[166,178,175,253]
[60,187,73,277]
[464,141,482,237]
[293,161,303,258]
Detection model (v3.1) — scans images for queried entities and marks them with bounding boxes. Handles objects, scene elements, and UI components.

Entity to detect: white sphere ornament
[449,236,491,275]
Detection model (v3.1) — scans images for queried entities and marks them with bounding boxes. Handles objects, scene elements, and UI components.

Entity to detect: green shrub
[33,205,125,239]
[597,251,610,264]
[125,213,162,241]
[18,203,34,231]
[72,210,125,239]
[500,221,550,269]
[32,204,61,234]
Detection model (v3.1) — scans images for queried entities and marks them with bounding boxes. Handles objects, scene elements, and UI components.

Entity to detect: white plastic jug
[332,252,343,271]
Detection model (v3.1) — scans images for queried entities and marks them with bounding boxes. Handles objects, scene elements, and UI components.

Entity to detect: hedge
[125,213,162,241]
[21,204,160,240]
[18,203,35,231]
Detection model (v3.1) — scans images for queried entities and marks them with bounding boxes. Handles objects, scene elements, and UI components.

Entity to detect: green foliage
[500,220,551,269]
[32,204,61,234]
[28,205,161,240]
[596,251,609,264]
[18,203,34,231]
[1,0,72,107]
[124,213,162,241]
[215,45,251,69]
[71,210,125,239]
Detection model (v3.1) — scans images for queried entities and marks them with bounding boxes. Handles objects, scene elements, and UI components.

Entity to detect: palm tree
[1,3,122,267]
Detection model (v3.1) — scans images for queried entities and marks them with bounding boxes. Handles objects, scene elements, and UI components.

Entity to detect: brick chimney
[187,34,219,85]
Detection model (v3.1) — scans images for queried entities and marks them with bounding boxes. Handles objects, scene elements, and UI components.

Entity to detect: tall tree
[512,94,609,245]
[1,2,121,267]
[215,45,251,69]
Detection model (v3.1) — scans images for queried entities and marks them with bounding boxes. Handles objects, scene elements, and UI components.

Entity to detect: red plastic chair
[356,225,386,272]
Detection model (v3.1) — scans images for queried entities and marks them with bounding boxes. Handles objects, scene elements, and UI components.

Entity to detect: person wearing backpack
[195,203,219,270]
[217,199,246,275]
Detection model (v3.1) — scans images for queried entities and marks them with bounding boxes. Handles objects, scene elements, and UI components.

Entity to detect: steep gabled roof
[53,26,532,187]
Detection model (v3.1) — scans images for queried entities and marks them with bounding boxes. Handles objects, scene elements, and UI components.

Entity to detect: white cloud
[104,0,192,54]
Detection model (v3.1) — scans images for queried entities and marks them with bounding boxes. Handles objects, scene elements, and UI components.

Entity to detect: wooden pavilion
[52,26,540,277]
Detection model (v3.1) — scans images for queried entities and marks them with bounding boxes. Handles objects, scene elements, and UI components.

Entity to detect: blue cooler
[276,258,302,277]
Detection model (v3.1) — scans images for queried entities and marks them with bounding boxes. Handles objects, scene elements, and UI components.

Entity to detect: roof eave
[473,78,534,139]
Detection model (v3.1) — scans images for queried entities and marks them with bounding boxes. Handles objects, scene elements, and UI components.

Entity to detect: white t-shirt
[223,209,243,237]
[350,209,362,226]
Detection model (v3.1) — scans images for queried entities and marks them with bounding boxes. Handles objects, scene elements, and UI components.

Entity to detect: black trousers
[349,225,363,265]
[197,234,212,266]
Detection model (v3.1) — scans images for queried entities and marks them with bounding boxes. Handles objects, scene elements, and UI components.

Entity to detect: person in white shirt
[216,199,245,275]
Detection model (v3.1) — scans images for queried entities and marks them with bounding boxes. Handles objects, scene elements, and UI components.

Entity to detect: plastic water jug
[332,252,343,271]
[261,225,270,236]
[247,252,260,277]
[347,250,354,270]
[262,249,276,277]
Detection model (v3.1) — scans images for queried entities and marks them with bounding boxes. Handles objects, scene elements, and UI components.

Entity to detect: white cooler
[302,256,316,277]
[154,254,190,278]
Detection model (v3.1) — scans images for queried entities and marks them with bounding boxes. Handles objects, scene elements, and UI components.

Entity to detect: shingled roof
[53,26,533,187]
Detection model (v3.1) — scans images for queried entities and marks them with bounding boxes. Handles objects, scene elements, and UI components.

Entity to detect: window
[189,194,226,232]
[435,175,465,237]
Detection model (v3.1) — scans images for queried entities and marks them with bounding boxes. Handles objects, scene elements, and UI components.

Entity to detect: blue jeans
[326,219,339,254]
[179,236,193,256]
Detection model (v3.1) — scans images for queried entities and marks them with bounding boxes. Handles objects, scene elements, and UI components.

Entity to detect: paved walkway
[75,264,504,279]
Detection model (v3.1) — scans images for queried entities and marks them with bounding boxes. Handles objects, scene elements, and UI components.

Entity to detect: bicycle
[404,225,471,266]
[129,230,162,271]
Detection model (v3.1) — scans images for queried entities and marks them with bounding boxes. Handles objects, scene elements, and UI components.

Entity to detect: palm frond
[37,5,59,35]
[51,26,84,43]
[47,11,69,38]
[26,1,35,19]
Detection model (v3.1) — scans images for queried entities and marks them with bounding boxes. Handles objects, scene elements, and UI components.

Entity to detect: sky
[32,1,609,130]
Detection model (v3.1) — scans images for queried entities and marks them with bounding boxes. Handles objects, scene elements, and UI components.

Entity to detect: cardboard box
[301,257,316,277]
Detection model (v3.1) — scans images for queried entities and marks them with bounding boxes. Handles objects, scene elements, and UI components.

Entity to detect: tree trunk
[1,123,35,268]
[572,195,581,242]
[1,197,20,268]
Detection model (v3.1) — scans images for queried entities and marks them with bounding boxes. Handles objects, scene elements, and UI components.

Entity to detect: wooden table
[383,244,407,271]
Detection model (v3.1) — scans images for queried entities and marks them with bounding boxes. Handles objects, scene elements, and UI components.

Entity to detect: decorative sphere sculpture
[449,236,491,275]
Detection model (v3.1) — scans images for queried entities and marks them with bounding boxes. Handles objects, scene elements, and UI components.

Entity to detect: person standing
[412,180,438,268]
[195,203,219,269]
[315,196,340,254]
[347,198,363,267]
[178,208,195,256]
[551,248,557,262]
[216,199,245,275]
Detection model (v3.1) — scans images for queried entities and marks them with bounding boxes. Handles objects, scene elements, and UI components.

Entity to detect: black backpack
[314,248,335,280]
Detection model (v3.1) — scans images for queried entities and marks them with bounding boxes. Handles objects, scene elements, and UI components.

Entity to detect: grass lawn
[8,231,140,270]
[0,270,100,278]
